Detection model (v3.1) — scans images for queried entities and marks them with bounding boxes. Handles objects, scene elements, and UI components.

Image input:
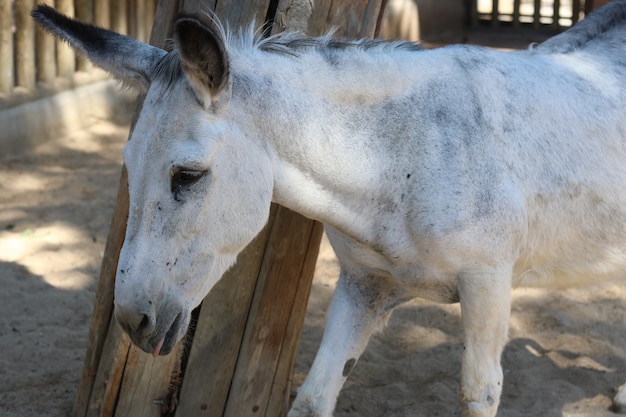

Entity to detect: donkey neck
[229,46,429,242]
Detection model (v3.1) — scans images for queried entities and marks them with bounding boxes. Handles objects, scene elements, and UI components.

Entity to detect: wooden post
[55,0,75,78]
[491,0,499,27]
[572,0,581,25]
[75,0,94,72]
[94,0,111,29]
[552,0,561,28]
[73,1,384,417]
[36,0,56,83]
[533,0,541,28]
[15,0,36,90]
[0,0,13,95]
[111,0,129,36]
[513,0,521,28]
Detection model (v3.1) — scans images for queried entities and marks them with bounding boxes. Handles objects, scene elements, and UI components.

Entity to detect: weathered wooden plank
[174,208,277,417]
[149,0,179,45]
[114,343,183,417]
[178,0,217,15]
[222,207,321,417]
[0,0,13,94]
[260,219,324,417]
[315,0,382,38]
[308,0,333,36]
[74,168,131,417]
[55,0,75,77]
[84,318,131,417]
[273,0,313,33]
[174,209,322,417]
[15,0,36,90]
[360,0,383,37]
[215,0,270,30]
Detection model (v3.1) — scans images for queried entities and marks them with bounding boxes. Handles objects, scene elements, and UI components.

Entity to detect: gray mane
[536,0,626,53]
[255,32,425,56]
[151,24,424,90]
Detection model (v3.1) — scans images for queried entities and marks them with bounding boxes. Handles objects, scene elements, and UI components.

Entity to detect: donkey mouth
[152,313,183,357]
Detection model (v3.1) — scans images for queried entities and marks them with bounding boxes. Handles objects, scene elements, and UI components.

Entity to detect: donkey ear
[32,5,166,92]
[174,17,231,111]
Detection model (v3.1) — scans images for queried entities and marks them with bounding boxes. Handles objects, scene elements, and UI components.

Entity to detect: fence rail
[0,0,156,101]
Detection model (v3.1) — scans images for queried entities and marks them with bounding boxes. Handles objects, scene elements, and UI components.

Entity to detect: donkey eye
[170,169,207,200]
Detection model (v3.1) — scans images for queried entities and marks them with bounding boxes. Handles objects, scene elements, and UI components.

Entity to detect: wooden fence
[471,0,586,28]
[0,0,156,100]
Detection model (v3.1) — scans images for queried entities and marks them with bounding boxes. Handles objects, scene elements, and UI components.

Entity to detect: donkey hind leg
[614,383,626,412]
[458,266,513,417]
[288,270,403,417]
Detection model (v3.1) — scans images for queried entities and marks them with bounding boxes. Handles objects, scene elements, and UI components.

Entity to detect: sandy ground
[1,42,626,417]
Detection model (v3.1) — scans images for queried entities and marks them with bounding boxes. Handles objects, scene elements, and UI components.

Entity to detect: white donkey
[33,3,626,416]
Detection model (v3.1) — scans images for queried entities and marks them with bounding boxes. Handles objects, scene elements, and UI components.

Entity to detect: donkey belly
[513,187,626,288]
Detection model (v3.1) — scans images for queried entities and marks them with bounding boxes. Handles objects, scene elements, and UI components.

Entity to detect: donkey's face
[32,7,273,355]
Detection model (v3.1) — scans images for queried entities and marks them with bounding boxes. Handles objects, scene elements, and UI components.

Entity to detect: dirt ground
[1,41,626,417]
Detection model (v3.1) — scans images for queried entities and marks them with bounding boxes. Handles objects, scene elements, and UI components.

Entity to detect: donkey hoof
[613,384,626,413]
[287,399,325,417]
[460,397,498,417]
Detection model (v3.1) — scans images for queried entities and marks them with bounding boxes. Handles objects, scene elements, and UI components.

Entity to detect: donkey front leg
[289,269,400,417]
[458,266,513,417]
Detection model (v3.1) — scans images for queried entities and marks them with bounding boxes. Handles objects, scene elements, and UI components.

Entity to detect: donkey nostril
[137,313,153,334]
[115,305,156,337]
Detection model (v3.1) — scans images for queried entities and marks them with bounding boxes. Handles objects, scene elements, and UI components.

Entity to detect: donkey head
[32,6,274,355]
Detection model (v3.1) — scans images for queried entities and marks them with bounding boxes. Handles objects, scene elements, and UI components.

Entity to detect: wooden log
[15,0,36,90]
[111,0,128,36]
[134,0,148,42]
[0,0,13,94]
[94,0,111,29]
[75,0,93,72]
[146,0,157,40]
[55,0,75,78]
[36,0,56,83]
